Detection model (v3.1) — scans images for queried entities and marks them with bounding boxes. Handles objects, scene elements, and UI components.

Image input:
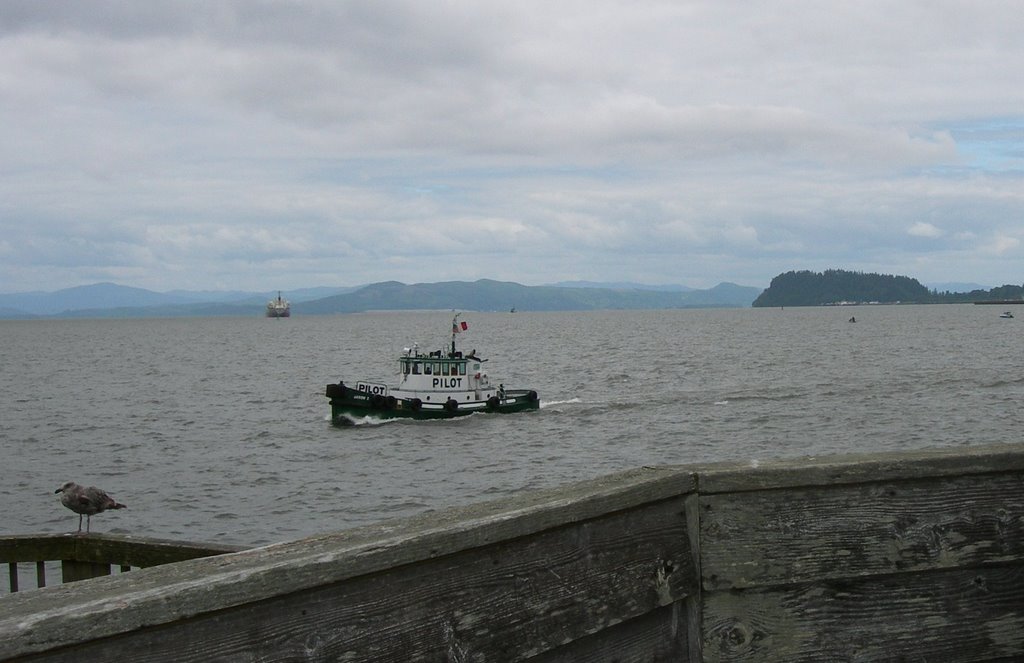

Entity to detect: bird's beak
[54,488,61,493]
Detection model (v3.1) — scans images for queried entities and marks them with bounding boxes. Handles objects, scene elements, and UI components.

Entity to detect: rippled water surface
[2,305,1021,546]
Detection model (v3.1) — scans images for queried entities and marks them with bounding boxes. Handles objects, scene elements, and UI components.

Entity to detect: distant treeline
[753,269,1024,307]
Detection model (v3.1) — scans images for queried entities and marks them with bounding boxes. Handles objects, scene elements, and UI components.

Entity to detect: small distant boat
[1000,311,1014,319]
[325,314,539,423]
[266,292,290,318]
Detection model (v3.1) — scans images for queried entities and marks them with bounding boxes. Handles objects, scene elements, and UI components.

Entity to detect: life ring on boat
[370,394,384,408]
[384,396,397,409]
[410,398,422,411]
[444,398,459,412]
[487,396,500,410]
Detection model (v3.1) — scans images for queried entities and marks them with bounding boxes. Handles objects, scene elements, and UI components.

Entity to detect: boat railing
[1,533,246,594]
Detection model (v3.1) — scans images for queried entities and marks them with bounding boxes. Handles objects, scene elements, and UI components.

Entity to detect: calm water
[1,305,1021,547]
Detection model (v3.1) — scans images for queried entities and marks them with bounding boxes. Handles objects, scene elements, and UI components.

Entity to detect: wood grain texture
[527,603,691,662]
[0,534,244,567]
[701,565,1024,662]
[4,445,1024,662]
[701,472,1024,590]
[692,443,1024,494]
[1,466,695,659]
[11,497,694,662]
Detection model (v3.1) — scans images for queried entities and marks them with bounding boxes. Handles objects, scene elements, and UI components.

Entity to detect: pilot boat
[325,315,539,423]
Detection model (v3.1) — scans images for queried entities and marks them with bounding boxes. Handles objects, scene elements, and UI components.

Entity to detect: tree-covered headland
[752,269,1024,307]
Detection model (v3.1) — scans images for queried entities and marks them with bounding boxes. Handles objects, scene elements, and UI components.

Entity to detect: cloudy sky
[1,1,1022,293]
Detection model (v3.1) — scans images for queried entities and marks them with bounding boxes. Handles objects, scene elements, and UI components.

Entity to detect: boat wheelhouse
[325,314,539,423]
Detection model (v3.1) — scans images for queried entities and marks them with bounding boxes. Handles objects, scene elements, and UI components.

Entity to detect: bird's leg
[86,515,91,533]
[77,514,83,533]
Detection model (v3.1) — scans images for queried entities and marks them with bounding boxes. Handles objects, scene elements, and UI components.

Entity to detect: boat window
[432,362,441,375]
[402,360,409,375]
[449,363,459,376]
[412,361,421,375]
[424,363,432,375]
[459,363,466,376]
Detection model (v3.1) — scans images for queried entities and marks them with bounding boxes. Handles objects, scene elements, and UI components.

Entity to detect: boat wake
[332,414,396,427]
[540,397,582,409]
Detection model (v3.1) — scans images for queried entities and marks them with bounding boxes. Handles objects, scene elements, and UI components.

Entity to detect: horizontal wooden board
[527,602,692,662]
[14,497,695,662]
[0,534,243,566]
[0,466,697,658]
[700,472,1024,590]
[692,443,1024,494]
[701,564,1024,662]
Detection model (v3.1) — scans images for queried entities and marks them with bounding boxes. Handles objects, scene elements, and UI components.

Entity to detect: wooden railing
[2,443,1022,661]
[1,533,245,593]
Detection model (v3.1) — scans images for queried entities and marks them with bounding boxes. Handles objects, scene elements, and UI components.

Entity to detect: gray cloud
[1,1,1022,292]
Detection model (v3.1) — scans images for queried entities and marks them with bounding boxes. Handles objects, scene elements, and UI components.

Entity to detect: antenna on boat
[450,313,461,356]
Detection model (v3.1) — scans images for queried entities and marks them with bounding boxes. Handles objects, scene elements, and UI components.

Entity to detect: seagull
[55,481,127,533]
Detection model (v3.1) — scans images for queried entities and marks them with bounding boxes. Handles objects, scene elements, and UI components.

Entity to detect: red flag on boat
[453,320,469,333]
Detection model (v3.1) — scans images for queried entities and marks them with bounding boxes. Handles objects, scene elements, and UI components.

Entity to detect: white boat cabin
[392,346,499,403]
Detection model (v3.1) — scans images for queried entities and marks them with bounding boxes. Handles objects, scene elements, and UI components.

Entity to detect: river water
[1,305,1021,547]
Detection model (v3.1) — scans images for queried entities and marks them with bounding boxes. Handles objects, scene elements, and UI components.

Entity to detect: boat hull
[325,382,539,424]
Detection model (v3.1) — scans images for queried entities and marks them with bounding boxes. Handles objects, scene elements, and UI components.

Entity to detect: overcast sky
[1,1,1022,293]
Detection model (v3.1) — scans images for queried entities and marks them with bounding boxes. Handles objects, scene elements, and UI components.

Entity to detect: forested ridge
[753,269,1024,307]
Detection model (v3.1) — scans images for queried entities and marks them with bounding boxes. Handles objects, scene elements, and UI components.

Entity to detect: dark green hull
[325,382,539,424]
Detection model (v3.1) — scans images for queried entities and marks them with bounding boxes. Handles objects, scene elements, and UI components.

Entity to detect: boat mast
[450,313,466,356]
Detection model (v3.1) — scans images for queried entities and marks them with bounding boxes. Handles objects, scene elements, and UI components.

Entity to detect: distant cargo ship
[266,292,290,318]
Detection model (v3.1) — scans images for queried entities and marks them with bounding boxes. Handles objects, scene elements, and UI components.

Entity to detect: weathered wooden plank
[65,534,245,568]
[0,466,695,659]
[4,447,1024,661]
[0,534,244,567]
[527,603,692,662]
[0,536,77,564]
[60,560,109,583]
[701,472,1024,590]
[701,564,1024,662]
[693,443,1024,494]
[13,497,695,663]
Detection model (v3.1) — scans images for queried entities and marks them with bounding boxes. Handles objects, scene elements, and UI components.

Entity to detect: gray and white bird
[55,481,127,533]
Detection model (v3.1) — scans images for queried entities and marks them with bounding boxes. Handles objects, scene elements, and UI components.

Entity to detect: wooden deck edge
[0,533,245,566]
[1,442,1021,659]
[0,466,694,659]
[685,442,1024,494]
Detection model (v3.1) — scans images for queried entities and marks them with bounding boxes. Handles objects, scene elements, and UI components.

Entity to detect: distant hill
[0,279,760,319]
[753,270,931,307]
[753,269,1024,307]
[546,281,695,292]
[0,283,360,317]
[300,279,759,314]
